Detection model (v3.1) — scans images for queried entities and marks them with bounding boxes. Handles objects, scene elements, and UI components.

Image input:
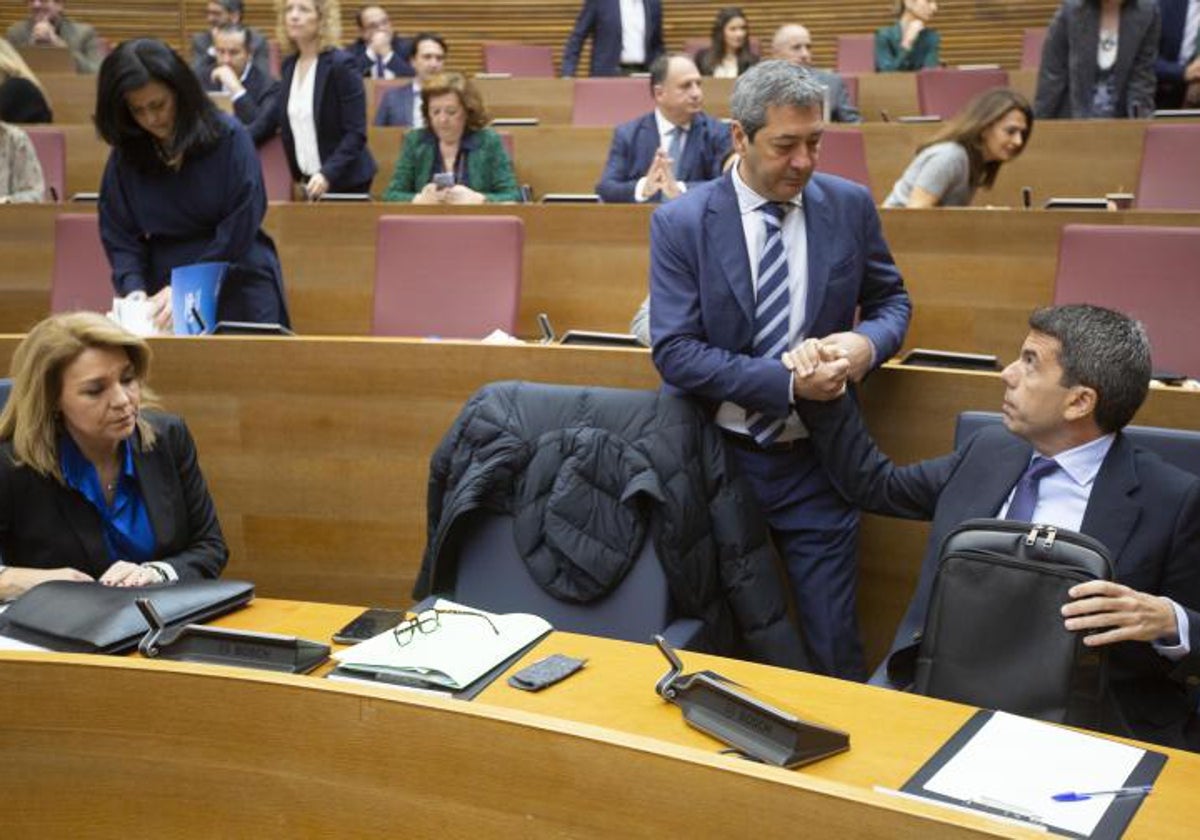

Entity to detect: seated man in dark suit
[348,4,413,79]
[596,54,732,203]
[1154,0,1200,108]
[374,32,446,128]
[5,0,102,73]
[771,23,861,123]
[205,23,280,145]
[789,304,1200,751]
[190,0,272,82]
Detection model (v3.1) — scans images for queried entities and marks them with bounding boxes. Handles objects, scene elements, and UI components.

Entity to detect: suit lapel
[801,176,833,337]
[1080,434,1140,569]
[706,173,754,325]
[52,484,108,565]
[134,438,175,556]
[312,51,331,123]
[636,113,659,174]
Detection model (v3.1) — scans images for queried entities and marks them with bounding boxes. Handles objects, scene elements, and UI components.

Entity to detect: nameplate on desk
[1043,197,1110,210]
[490,117,540,127]
[540,193,601,204]
[1151,108,1200,119]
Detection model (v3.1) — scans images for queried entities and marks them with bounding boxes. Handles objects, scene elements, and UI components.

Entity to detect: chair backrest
[1134,124,1200,211]
[916,67,1010,118]
[1020,28,1047,70]
[49,213,111,314]
[842,74,860,106]
[371,78,408,111]
[1054,224,1200,377]
[482,43,555,77]
[372,215,523,338]
[23,126,65,202]
[450,512,677,643]
[836,34,876,75]
[956,411,1200,479]
[818,128,871,190]
[256,134,293,202]
[494,130,515,164]
[571,78,654,127]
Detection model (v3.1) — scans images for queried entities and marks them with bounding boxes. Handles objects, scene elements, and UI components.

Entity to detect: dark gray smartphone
[432,172,455,189]
[332,608,406,644]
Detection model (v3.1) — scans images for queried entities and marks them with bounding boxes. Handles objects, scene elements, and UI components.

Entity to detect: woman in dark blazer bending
[1035,0,1161,118]
[96,39,290,329]
[276,0,376,198]
[0,313,227,601]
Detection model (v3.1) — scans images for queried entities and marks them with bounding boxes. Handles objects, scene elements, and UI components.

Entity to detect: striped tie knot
[759,201,789,223]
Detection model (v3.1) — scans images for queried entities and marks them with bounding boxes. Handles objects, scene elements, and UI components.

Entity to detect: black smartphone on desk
[332,608,406,644]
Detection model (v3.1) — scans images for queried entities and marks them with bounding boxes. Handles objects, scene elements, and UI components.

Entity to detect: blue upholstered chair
[444,510,704,650]
[955,411,1200,478]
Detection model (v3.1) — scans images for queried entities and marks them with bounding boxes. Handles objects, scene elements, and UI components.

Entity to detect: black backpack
[913,518,1112,729]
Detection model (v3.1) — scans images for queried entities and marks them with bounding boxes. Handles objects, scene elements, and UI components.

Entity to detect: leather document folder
[0,579,255,654]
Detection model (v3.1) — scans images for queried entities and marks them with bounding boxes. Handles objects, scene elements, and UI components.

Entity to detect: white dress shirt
[714,161,809,440]
[999,433,1191,660]
[411,81,424,128]
[1182,0,1200,63]
[619,0,646,65]
[287,60,321,178]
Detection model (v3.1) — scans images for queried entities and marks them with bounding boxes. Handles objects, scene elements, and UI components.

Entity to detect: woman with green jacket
[382,72,519,203]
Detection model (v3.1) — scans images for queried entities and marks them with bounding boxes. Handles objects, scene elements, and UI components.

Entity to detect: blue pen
[1051,785,1152,802]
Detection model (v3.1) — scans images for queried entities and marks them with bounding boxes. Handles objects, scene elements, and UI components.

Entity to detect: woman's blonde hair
[419,72,490,133]
[0,37,49,104]
[0,312,160,480]
[276,0,342,55]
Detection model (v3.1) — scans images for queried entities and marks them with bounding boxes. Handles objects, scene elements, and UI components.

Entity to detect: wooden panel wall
[1,1,1062,74]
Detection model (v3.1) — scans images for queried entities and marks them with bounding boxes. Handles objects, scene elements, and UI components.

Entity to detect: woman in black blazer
[275,0,376,198]
[0,313,227,600]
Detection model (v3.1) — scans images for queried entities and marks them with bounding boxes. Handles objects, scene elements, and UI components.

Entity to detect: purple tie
[375,55,386,78]
[1005,456,1059,522]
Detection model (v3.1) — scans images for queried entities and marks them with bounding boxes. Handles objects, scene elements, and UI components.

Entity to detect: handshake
[783,332,873,401]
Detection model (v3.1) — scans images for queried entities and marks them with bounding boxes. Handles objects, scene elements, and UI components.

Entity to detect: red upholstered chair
[1021,28,1047,70]
[836,35,876,75]
[842,74,860,106]
[482,43,555,77]
[23,126,65,202]
[571,78,654,126]
[371,78,408,111]
[373,215,523,338]
[1054,225,1200,376]
[50,213,112,314]
[916,68,1010,118]
[818,128,871,190]
[1134,124,1200,211]
[256,135,294,202]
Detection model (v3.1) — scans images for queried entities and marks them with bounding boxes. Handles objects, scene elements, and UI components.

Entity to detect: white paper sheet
[923,711,1146,836]
[332,599,550,689]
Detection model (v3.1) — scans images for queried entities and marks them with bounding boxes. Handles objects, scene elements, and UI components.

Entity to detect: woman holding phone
[382,73,519,204]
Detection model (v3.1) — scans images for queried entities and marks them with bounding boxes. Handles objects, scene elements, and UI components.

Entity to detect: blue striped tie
[746,202,792,446]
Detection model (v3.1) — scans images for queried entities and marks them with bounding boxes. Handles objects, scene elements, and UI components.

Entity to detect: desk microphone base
[135,598,329,674]
[653,636,849,769]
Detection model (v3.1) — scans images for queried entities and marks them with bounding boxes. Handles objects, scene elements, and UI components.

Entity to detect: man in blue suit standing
[597,55,732,203]
[650,60,912,680]
[562,0,664,77]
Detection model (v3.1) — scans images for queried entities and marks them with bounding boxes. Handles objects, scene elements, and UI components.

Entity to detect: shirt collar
[1035,433,1115,489]
[731,157,804,216]
[654,108,690,138]
[59,432,136,492]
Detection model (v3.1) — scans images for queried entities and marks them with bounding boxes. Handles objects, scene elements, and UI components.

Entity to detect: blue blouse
[59,433,156,564]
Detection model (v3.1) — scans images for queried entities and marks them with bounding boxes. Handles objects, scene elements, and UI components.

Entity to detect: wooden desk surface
[3,596,1194,837]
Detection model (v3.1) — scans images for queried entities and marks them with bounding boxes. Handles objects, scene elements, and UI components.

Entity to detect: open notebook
[332,599,551,691]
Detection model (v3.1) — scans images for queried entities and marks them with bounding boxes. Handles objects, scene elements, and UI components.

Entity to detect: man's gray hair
[730,59,825,140]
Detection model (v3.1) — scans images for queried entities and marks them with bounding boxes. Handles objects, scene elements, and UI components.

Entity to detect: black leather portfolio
[0,579,255,654]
